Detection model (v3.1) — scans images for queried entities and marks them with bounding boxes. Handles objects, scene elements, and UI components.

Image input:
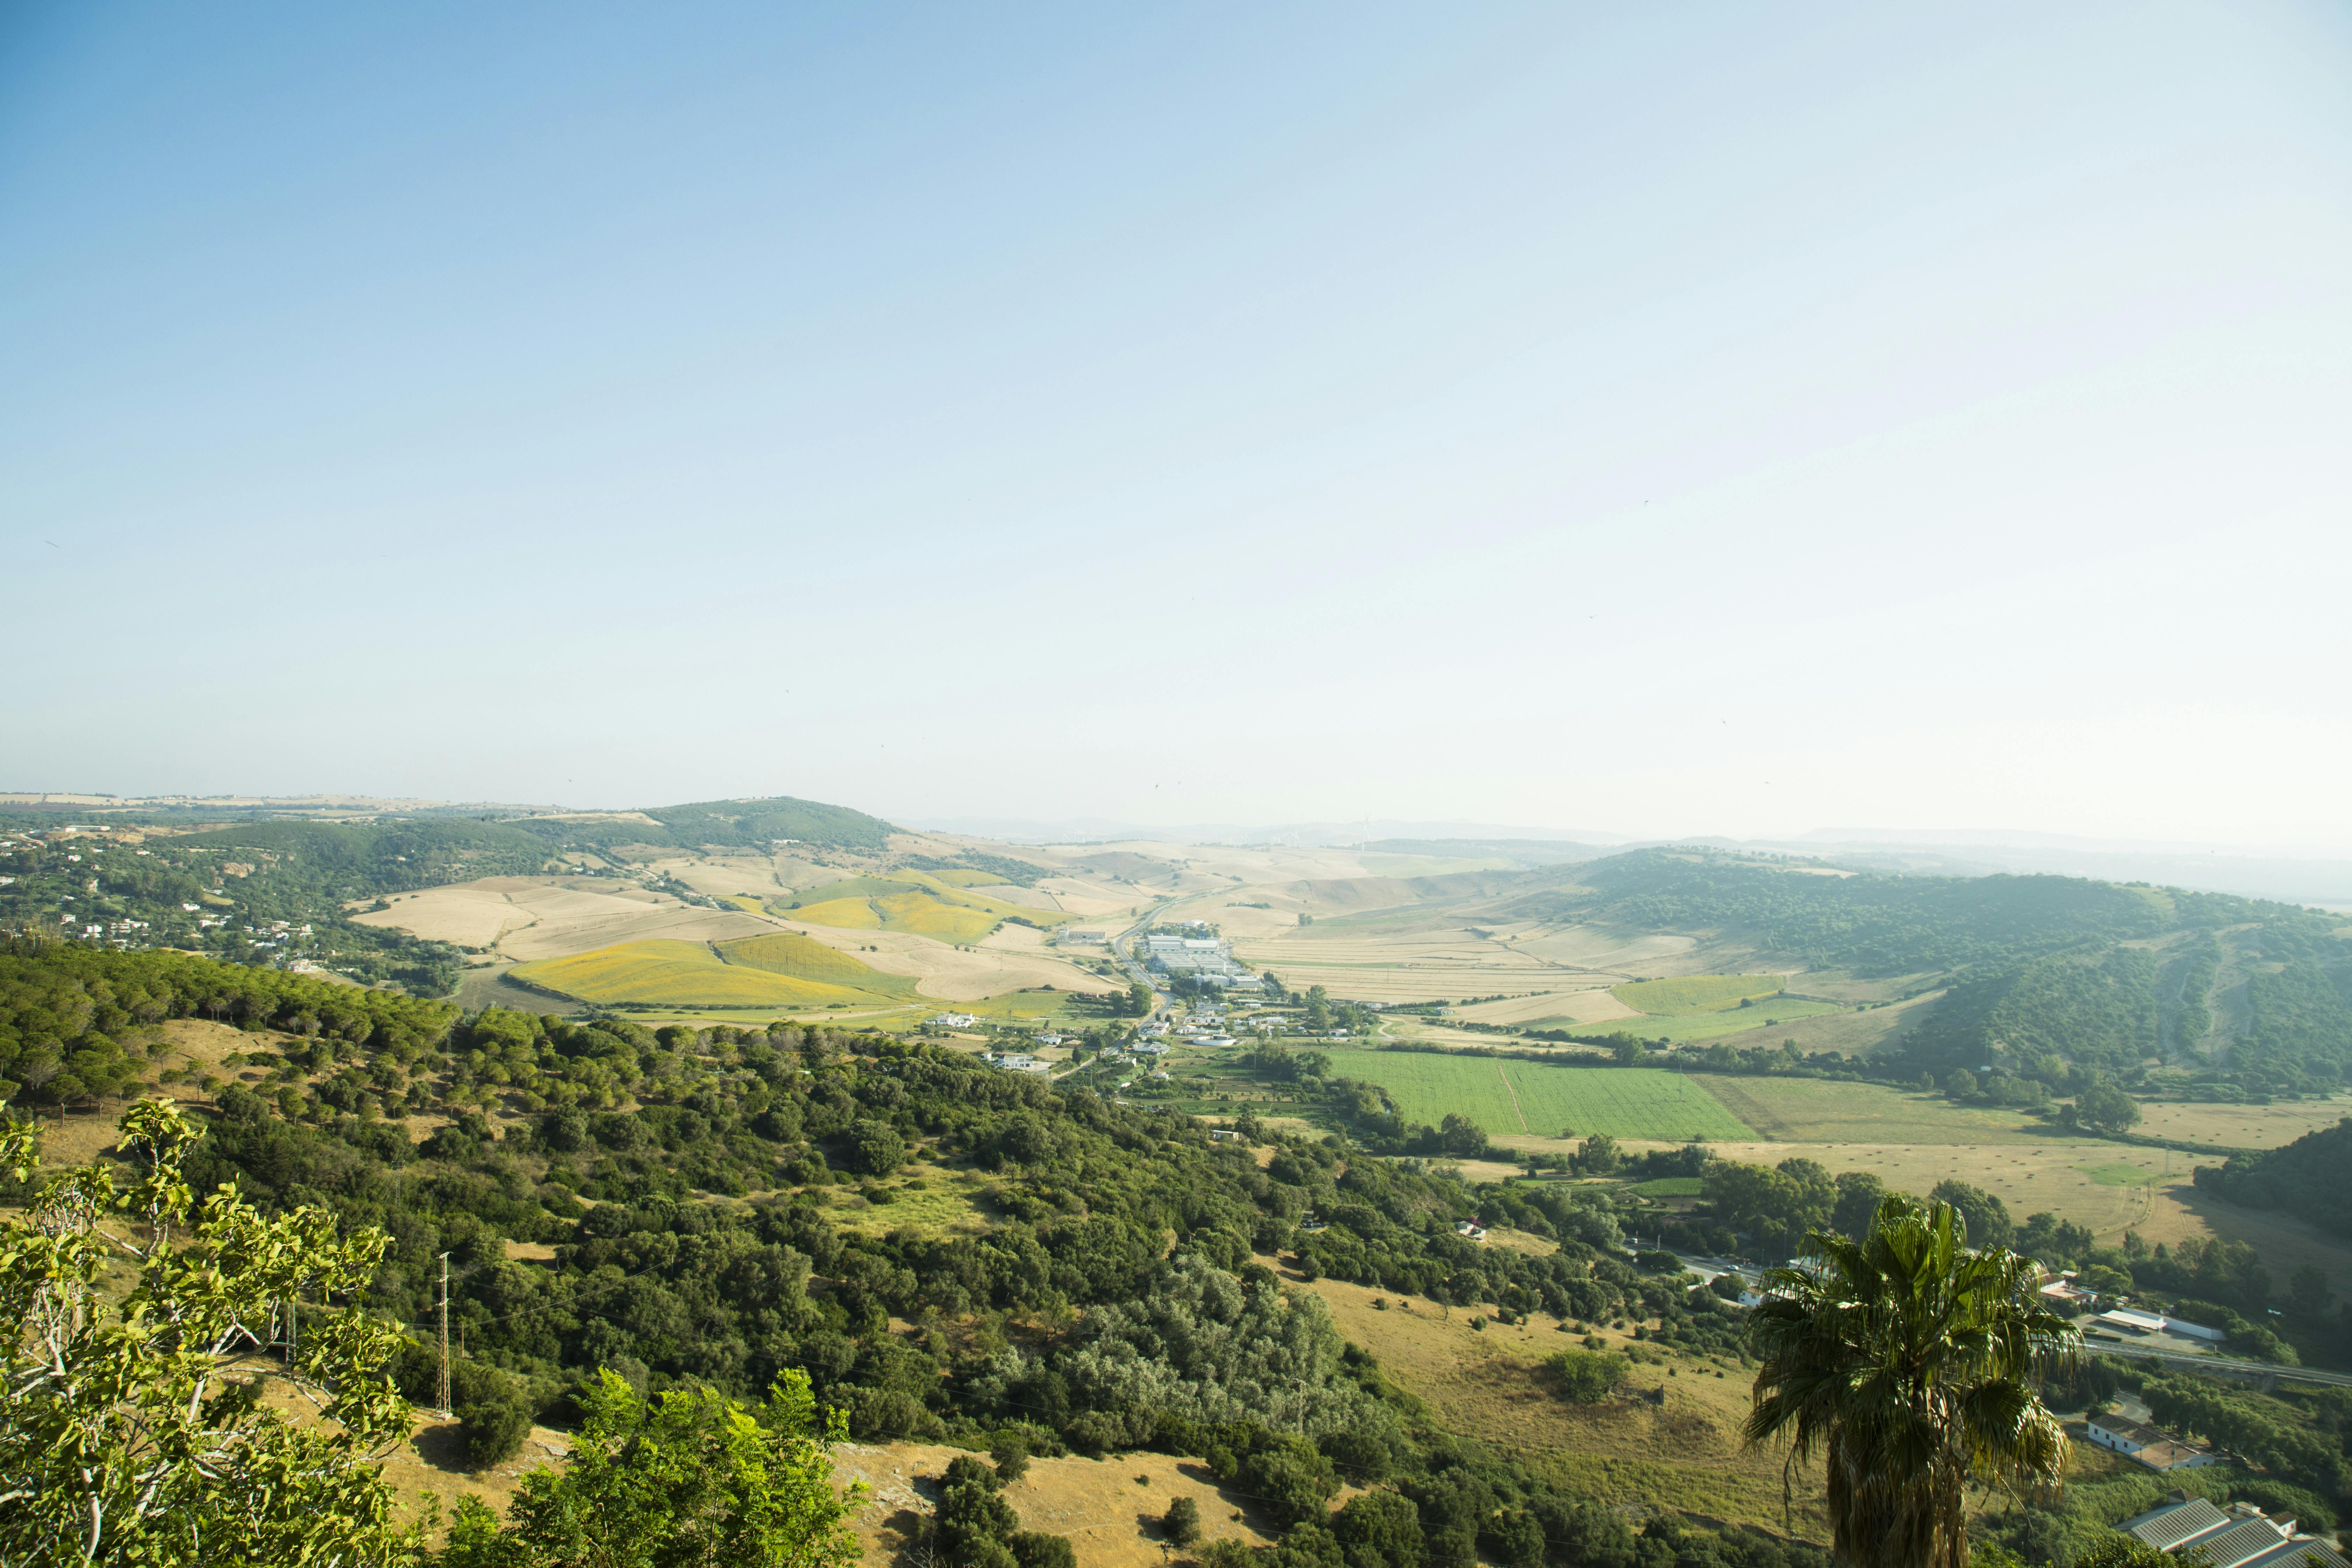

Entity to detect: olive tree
[0,1099,421,1567]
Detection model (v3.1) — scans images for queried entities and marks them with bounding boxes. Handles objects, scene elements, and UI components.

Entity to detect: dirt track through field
[1497,1064,1531,1132]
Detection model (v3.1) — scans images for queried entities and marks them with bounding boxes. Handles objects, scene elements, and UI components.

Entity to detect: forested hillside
[1497,850,2352,1097]
[0,819,511,992]
[0,793,897,999]
[2197,1118,2352,1238]
[1506,851,2170,975]
[538,795,896,853]
[0,942,1829,1568]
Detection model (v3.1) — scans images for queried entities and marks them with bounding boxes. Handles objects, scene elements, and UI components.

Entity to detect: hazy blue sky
[7,2,2351,843]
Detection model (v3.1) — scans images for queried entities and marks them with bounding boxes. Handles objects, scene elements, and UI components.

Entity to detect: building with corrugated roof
[2119,1494,2346,1568]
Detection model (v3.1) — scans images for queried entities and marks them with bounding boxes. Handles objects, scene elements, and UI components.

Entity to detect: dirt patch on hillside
[378,1415,574,1533]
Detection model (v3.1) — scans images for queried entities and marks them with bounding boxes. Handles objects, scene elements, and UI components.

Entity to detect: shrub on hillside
[1548,1349,1628,1404]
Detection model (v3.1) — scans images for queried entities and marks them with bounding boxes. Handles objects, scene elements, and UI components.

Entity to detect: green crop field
[1631,1176,1705,1198]
[1611,974,1789,1014]
[1317,1049,1753,1141]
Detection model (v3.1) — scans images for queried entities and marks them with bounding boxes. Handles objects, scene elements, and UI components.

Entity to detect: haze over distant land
[5,4,2351,841]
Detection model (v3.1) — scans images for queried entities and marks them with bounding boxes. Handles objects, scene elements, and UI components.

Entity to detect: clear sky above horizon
[7,2,2351,845]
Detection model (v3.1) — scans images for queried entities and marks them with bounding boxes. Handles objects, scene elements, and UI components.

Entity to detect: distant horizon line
[10,788,2352,863]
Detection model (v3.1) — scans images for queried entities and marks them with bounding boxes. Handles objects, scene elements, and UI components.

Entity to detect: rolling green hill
[1473,848,2352,1096]
[518,794,894,852]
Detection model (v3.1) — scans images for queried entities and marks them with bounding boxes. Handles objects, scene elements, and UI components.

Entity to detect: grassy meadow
[1317,1049,1754,1141]
[1609,974,1789,1014]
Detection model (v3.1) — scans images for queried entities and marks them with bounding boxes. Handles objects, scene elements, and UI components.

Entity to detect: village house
[2086,1412,2219,1472]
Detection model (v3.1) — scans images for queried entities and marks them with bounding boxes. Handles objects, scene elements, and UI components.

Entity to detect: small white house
[2088,1415,2219,1471]
[1455,1219,1489,1241]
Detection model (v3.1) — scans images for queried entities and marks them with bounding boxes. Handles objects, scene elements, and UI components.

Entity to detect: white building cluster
[1140,932,1263,991]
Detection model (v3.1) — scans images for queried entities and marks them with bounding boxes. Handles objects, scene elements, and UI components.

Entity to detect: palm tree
[1743,1193,2080,1568]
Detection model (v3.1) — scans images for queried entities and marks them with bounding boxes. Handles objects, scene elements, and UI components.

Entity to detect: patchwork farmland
[507,937,906,1009]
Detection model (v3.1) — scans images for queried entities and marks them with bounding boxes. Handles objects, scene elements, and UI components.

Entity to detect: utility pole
[435,1252,451,1416]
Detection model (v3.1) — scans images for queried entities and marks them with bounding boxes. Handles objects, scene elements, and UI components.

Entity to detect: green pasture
[1631,1176,1705,1198]
[1611,974,1790,1015]
[1316,1049,1754,1142]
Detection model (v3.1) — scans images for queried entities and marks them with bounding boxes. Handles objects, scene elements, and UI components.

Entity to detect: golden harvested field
[2132,1097,2352,1150]
[1453,988,1639,1027]
[1504,925,1700,971]
[1030,875,1142,918]
[1688,1077,2043,1144]
[1611,974,1791,1015]
[1227,897,1729,1009]
[509,939,892,1008]
[1293,1271,1823,1536]
[638,849,805,899]
[354,877,778,962]
[924,868,1003,887]
[1627,1138,2176,1238]
[1233,927,1569,1003]
[838,1441,1315,1568]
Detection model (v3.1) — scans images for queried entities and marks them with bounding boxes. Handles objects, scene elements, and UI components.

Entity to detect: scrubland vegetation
[8,931,2352,1568]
